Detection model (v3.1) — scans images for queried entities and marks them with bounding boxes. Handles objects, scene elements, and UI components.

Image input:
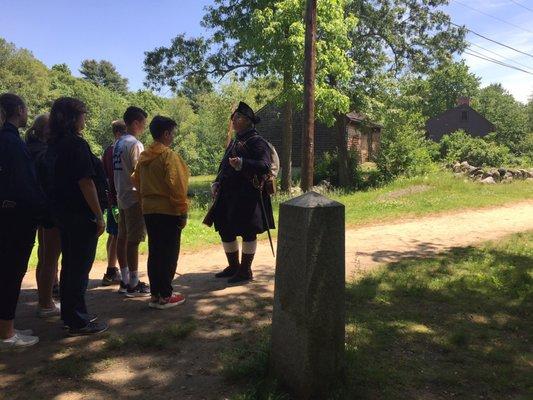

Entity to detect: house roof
[346,111,382,128]
[426,104,495,131]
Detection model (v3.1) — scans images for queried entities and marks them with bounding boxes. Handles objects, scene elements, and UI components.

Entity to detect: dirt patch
[377,184,432,201]
[2,200,533,399]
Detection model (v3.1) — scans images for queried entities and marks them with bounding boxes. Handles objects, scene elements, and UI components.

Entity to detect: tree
[0,38,52,118]
[473,84,528,155]
[144,0,356,190]
[51,63,72,75]
[527,94,533,133]
[387,61,479,119]
[50,66,128,153]
[423,61,479,118]
[80,59,129,94]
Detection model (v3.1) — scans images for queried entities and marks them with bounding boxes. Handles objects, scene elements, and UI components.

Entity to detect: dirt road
[2,201,532,400]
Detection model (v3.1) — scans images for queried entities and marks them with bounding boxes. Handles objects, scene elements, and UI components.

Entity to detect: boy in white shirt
[113,106,150,297]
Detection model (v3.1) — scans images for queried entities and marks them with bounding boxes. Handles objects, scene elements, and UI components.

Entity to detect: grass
[104,317,196,351]
[28,170,533,269]
[222,231,533,399]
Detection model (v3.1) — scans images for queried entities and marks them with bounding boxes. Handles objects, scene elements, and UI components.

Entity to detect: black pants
[0,211,36,320]
[144,214,182,298]
[219,229,257,243]
[57,215,97,329]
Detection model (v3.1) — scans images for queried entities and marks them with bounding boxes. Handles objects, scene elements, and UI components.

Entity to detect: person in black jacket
[211,102,275,284]
[46,97,108,336]
[0,93,46,349]
[26,114,62,318]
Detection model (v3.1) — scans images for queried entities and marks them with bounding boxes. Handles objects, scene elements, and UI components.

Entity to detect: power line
[509,0,533,13]
[447,20,533,59]
[468,42,533,71]
[452,0,533,34]
[463,50,533,75]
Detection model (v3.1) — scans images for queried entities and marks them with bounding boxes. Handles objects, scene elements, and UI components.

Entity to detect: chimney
[457,96,470,106]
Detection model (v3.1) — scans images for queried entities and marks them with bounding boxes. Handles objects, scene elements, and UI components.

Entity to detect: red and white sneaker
[154,294,186,309]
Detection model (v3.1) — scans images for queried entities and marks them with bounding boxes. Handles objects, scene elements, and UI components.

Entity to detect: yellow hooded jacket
[132,142,189,216]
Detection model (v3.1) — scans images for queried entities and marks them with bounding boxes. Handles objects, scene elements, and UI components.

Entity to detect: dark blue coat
[213,128,275,236]
[0,122,46,217]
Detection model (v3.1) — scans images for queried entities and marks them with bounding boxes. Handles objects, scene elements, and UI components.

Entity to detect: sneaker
[154,294,186,310]
[15,328,33,335]
[0,333,39,349]
[118,280,128,294]
[37,303,61,318]
[125,281,150,297]
[62,314,98,330]
[68,321,108,336]
[148,295,160,309]
[102,267,122,286]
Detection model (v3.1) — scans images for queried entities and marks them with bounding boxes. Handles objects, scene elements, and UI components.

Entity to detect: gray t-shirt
[113,134,144,209]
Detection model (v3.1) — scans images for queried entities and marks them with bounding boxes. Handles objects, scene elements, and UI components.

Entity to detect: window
[461,111,468,121]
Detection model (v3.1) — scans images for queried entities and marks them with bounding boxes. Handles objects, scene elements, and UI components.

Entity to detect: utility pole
[300,0,317,192]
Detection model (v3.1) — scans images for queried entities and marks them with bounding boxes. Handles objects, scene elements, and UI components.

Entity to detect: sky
[0,0,532,103]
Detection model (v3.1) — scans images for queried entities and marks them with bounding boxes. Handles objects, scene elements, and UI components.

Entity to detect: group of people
[0,93,275,350]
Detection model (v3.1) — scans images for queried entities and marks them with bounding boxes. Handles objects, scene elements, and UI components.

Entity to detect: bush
[376,110,437,180]
[517,132,533,165]
[440,130,511,167]
[314,150,363,188]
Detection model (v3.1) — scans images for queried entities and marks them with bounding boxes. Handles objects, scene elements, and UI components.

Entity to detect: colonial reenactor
[207,101,275,284]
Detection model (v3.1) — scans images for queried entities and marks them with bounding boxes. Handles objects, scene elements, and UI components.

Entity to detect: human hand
[211,182,220,199]
[229,157,242,170]
[178,215,187,229]
[96,216,105,237]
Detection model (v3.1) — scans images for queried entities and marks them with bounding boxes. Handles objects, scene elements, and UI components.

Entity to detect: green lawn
[28,170,533,269]
[223,231,533,399]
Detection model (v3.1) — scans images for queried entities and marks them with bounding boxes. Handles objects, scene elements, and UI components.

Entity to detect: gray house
[256,104,381,167]
[426,97,495,141]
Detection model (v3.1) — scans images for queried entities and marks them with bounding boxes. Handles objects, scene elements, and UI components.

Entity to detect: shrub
[440,130,511,167]
[376,110,437,180]
[314,150,363,188]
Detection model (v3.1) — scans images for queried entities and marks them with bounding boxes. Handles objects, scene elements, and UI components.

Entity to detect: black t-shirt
[51,134,97,219]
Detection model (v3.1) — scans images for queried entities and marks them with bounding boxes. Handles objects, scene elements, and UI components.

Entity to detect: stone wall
[451,161,533,184]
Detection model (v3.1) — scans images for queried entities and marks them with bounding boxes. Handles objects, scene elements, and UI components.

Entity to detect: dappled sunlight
[342,232,532,399]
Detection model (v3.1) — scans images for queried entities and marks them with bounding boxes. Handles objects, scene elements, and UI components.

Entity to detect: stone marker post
[271,191,345,399]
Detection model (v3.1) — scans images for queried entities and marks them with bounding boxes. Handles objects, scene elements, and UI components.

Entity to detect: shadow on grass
[222,232,532,400]
[342,232,532,400]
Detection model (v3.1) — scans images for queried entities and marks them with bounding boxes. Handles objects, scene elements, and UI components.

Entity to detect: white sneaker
[0,333,39,349]
[15,328,33,335]
[37,303,60,318]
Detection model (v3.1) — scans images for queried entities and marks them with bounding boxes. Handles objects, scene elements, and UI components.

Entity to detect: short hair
[0,93,26,119]
[123,106,147,125]
[48,97,87,142]
[111,119,127,135]
[149,116,177,140]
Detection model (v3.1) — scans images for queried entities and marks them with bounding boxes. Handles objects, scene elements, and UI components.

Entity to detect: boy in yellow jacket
[132,116,189,309]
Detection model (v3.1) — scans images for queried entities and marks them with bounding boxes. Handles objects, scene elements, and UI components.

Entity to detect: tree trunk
[336,114,350,187]
[281,98,293,192]
[301,0,317,192]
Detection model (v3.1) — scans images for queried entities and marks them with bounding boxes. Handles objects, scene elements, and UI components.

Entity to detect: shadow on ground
[0,264,275,400]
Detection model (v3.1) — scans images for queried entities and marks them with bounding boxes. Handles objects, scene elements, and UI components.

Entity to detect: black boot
[228,253,254,284]
[215,251,240,278]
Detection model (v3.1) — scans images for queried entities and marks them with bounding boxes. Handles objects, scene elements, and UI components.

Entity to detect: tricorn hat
[233,101,260,124]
